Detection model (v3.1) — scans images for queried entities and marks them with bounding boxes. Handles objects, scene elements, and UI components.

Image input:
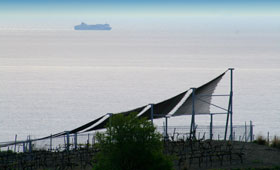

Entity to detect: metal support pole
[225,68,234,141]
[66,131,70,151]
[108,113,113,128]
[190,88,196,139]
[230,68,234,141]
[165,116,169,140]
[74,133,78,150]
[210,114,213,140]
[245,122,247,142]
[92,134,95,144]
[150,104,154,125]
[23,142,25,153]
[267,132,270,144]
[108,113,113,143]
[250,120,253,142]
[108,113,113,127]
[224,96,231,140]
[87,134,90,147]
[28,136,32,153]
[14,134,17,152]
[50,134,52,151]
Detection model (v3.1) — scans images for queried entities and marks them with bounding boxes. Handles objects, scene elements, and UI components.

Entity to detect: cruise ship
[74,22,112,30]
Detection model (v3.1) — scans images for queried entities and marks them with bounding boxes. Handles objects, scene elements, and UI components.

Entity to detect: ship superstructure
[74,22,112,30]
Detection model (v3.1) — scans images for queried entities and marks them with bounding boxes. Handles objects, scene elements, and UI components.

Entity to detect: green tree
[93,113,173,170]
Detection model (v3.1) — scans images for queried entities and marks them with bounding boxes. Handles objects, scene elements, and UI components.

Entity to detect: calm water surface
[0,29,279,141]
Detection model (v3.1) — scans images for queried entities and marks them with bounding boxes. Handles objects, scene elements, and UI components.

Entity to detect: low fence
[0,123,254,153]
[0,133,97,153]
[158,123,254,142]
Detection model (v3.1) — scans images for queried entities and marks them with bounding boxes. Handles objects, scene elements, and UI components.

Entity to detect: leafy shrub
[93,113,174,170]
[270,136,280,149]
[253,135,267,145]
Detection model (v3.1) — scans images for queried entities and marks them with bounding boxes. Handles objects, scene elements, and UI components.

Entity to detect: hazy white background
[0,16,280,141]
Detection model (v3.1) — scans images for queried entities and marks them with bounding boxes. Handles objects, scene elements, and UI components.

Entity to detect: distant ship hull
[74,23,112,31]
[74,27,112,30]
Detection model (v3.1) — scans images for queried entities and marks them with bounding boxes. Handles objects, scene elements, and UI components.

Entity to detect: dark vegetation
[92,113,174,170]
[253,135,280,149]
[253,135,268,145]
[271,136,280,149]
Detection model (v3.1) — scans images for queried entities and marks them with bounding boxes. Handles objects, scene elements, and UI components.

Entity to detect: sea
[0,22,280,142]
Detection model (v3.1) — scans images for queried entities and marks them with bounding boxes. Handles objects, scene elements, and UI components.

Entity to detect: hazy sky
[0,0,279,28]
[1,0,280,16]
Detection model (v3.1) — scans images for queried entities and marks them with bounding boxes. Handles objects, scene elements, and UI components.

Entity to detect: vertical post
[250,121,253,142]
[87,134,90,148]
[108,113,113,126]
[150,104,154,125]
[108,113,113,143]
[224,97,231,140]
[50,134,52,151]
[28,136,32,153]
[210,114,213,140]
[190,88,196,139]
[74,133,78,150]
[66,131,70,151]
[230,68,234,141]
[64,134,66,147]
[245,122,247,142]
[267,132,270,144]
[225,68,234,141]
[23,142,25,153]
[92,134,95,144]
[14,134,17,152]
[165,116,168,140]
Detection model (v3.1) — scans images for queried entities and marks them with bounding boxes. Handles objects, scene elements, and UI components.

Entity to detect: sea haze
[0,21,280,141]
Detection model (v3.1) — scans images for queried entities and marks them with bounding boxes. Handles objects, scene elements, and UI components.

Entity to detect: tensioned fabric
[85,115,110,132]
[84,91,187,131]
[61,71,226,133]
[172,71,226,116]
[84,106,146,132]
[138,90,188,119]
[69,115,106,133]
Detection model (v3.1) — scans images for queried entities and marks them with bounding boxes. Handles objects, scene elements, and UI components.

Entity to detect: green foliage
[251,159,263,164]
[253,135,268,145]
[93,113,173,170]
[270,136,280,149]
